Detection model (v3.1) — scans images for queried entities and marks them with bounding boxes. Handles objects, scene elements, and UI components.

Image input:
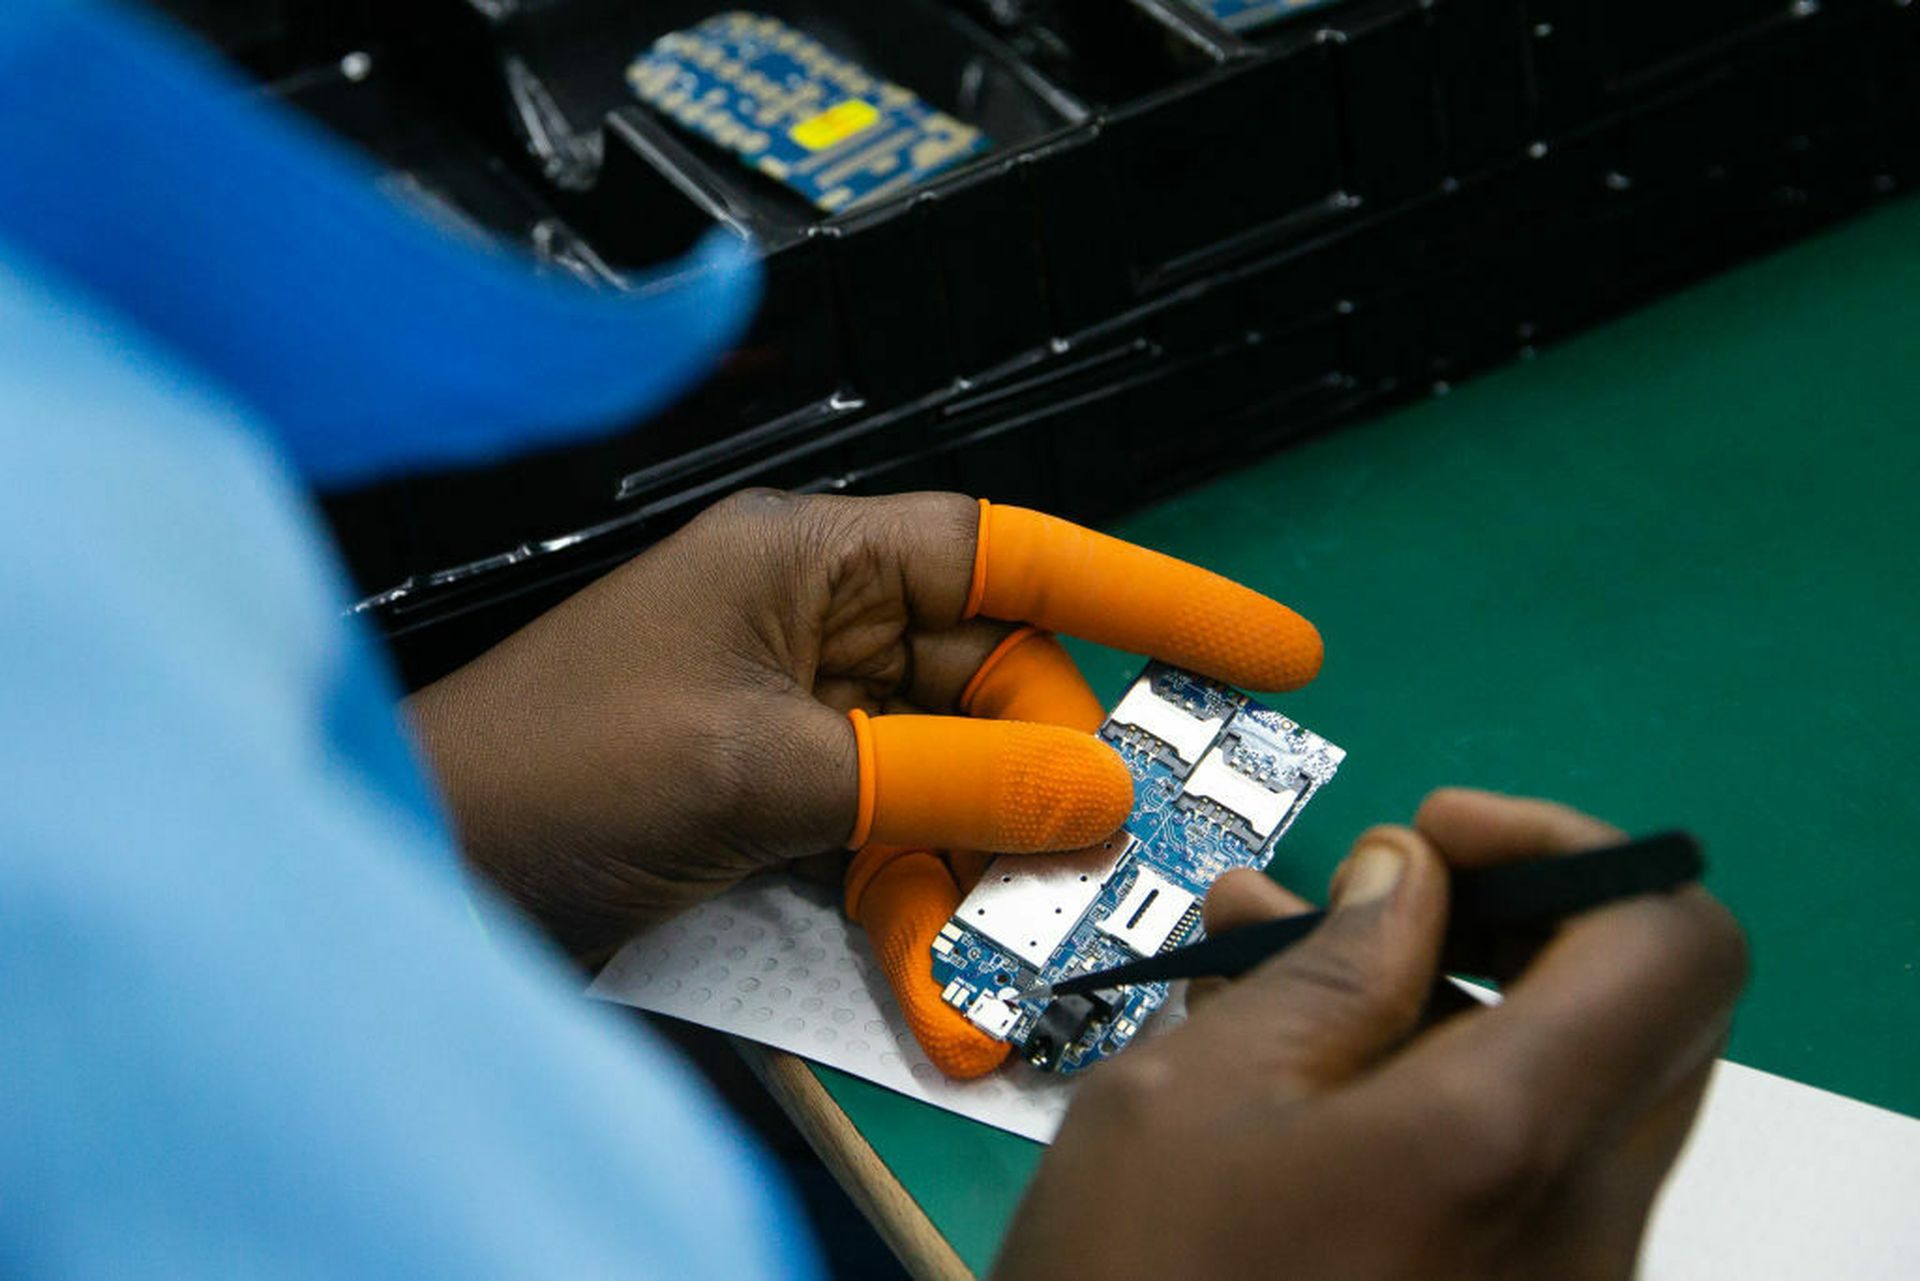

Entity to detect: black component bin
[157,0,1920,686]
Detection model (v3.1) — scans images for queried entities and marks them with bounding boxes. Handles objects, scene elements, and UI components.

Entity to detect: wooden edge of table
[735,1039,976,1281]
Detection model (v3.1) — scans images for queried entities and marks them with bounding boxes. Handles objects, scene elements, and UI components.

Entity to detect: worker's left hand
[406,491,1321,1018]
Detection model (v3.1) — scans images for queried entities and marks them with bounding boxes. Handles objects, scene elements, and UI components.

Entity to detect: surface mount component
[1094,865,1198,958]
[932,662,1345,1074]
[951,835,1132,970]
[1024,992,1115,1071]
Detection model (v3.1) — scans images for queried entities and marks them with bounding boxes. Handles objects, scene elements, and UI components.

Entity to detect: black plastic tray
[155,0,1920,685]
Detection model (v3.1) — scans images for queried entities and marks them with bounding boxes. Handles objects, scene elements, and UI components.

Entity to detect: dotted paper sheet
[587,874,1192,1143]
[591,877,1920,1275]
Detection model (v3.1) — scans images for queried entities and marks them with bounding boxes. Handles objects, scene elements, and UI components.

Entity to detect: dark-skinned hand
[996,789,1747,1281]
[406,489,1321,982]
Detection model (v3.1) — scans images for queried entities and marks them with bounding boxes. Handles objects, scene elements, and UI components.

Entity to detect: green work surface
[820,194,1920,1275]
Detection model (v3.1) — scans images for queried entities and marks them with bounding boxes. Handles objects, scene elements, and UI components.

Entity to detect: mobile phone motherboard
[932,662,1344,1073]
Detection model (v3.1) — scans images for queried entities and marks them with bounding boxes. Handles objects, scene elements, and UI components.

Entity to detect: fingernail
[1335,844,1404,909]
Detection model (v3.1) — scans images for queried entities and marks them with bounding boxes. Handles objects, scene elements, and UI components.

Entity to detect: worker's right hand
[996,789,1748,1281]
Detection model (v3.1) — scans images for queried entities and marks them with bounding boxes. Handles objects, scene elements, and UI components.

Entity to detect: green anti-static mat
[816,194,1920,1274]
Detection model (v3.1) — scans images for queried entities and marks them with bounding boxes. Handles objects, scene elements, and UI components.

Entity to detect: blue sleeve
[0,246,818,1276]
[1,2,820,1272]
[0,0,759,488]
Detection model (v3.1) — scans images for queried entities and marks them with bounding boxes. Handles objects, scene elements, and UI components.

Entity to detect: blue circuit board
[626,13,992,212]
[1185,0,1348,34]
[932,663,1345,1074]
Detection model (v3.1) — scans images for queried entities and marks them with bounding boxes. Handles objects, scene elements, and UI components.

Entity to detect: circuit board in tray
[1187,0,1351,35]
[931,662,1345,1074]
[626,12,991,212]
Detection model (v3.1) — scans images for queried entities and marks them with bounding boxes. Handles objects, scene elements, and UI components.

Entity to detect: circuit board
[626,13,991,212]
[932,662,1345,1074]
[1185,0,1349,34]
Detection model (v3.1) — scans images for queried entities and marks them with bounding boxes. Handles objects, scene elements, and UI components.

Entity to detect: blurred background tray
[156,0,1920,684]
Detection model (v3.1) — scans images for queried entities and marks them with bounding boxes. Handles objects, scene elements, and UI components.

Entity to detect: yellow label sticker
[790,98,880,152]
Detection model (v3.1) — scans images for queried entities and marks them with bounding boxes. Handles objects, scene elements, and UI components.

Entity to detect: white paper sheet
[591,876,1920,1275]
[1642,1061,1920,1279]
[588,874,1100,1141]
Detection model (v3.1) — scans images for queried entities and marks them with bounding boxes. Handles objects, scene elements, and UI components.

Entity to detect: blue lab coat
[0,2,819,1275]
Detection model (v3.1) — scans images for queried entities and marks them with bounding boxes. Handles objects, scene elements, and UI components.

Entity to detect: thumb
[844,711,1132,853]
[1192,826,1449,1095]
